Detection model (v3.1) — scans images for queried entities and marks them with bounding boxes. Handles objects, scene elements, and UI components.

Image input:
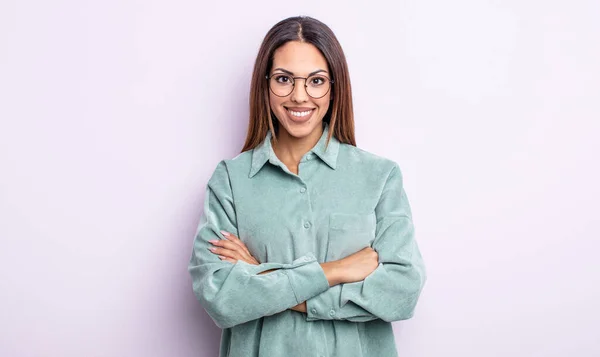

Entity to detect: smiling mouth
[285,108,315,118]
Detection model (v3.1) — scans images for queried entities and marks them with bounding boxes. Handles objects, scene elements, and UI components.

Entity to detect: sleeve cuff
[283,253,330,304]
[305,285,341,321]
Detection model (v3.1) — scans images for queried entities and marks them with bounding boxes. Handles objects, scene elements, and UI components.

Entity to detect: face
[268,41,332,140]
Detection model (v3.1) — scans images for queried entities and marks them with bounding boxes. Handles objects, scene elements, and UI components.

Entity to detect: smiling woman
[244,15,356,153]
[266,41,333,138]
[188,15,427,357]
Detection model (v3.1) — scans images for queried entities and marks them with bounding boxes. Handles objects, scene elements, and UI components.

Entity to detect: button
[300,187,306,193]
[311,308,317,314]
[329,310,336,316]
[303,221,311,229]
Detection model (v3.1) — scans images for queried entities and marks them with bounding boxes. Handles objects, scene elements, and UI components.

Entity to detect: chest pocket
[326,212,377,261]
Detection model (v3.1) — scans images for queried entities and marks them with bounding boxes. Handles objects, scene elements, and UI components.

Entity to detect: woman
[188,15,427,357]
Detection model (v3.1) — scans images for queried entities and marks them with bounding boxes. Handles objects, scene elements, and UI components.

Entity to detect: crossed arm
[188,161,426,328]
[207,229,347,313]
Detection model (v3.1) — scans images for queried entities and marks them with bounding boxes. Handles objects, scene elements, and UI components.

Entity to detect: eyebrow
[272,68,328,76]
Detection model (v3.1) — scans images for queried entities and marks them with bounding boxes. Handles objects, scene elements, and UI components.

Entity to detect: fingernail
[208,239,218,244]
[220,230,230,236]
[208,247,217,252]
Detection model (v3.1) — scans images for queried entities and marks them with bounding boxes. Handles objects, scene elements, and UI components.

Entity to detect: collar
[249,122,340,178]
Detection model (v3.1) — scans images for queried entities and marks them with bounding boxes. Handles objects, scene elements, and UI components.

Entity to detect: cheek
[269,93,284,112]
[316,96,331,113]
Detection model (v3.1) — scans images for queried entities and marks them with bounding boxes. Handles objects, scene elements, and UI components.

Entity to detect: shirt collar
[249,122,340,178]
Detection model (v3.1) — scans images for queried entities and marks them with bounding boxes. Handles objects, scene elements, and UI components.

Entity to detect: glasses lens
[268,74,332,98]
[306,75,331,98]
[269,74,294,96]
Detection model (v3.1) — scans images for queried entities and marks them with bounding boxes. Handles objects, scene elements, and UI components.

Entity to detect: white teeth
[287,109,313,117]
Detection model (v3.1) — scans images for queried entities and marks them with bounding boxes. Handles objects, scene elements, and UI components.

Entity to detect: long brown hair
[241,16,356,153]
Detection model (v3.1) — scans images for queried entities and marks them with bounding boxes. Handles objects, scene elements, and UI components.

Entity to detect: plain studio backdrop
[1,0,598,356]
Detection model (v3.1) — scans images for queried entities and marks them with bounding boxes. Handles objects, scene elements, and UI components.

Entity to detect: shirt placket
[267,151,316,245]
[268,152,330,357]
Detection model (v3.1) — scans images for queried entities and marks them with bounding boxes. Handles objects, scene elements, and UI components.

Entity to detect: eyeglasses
[266,72,334,99]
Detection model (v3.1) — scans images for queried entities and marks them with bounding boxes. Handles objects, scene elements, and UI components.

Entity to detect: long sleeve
[188,160,331,329]
[305,163,427,322]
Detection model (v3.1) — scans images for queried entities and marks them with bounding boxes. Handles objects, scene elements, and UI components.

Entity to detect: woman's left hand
[290,302,307,313]
[208,231,260,265]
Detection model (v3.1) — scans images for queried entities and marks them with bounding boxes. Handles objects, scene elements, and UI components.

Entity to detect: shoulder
[339,143,402,177]
[207,150,254,185]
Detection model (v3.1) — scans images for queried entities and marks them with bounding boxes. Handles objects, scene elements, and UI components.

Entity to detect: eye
[309,76,326,86]
[273,74,293,84]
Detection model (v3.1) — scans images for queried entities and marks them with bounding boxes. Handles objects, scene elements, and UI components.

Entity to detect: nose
[290,79,309,103]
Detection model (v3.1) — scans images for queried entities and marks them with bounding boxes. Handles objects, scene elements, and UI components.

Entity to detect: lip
[285,106,316,111]
[285,107,315,123]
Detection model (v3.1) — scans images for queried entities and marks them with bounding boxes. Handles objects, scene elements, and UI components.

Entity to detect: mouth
[285,107,315,122]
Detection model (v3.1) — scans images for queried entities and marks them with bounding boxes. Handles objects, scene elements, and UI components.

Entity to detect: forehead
[272,41,329,73]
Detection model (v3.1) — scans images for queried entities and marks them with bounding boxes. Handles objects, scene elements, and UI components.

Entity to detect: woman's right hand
[209,231,261,266]
[336,247,379,284]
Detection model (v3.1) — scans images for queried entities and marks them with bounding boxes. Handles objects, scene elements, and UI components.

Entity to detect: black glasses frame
[265,73,334,99]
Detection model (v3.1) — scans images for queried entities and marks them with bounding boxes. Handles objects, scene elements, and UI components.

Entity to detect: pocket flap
[329,212,376,231]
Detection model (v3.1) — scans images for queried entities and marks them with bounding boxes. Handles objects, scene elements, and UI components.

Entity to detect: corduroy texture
[188,122,427,357]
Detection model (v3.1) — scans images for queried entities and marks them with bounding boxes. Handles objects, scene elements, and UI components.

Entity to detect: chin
[277,116,323,139]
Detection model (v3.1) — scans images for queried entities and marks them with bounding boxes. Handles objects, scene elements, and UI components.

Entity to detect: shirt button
[300,187,306,193]
[311,308,317,314]
[303,221,311,229]
[329,310,335,316]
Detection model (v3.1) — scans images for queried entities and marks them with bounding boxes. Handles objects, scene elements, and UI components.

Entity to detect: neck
[271,124,324,165]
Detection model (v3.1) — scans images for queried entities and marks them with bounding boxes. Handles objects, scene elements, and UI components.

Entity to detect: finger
[211,238,256,262]
[215,249,253,265]
[208,246,239,260]
[223,234,251,255]
[211,246,258,266]
[218,255,237,264]
[209,239,252,261]
[211,246,255,266]
[220,231,252,255]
